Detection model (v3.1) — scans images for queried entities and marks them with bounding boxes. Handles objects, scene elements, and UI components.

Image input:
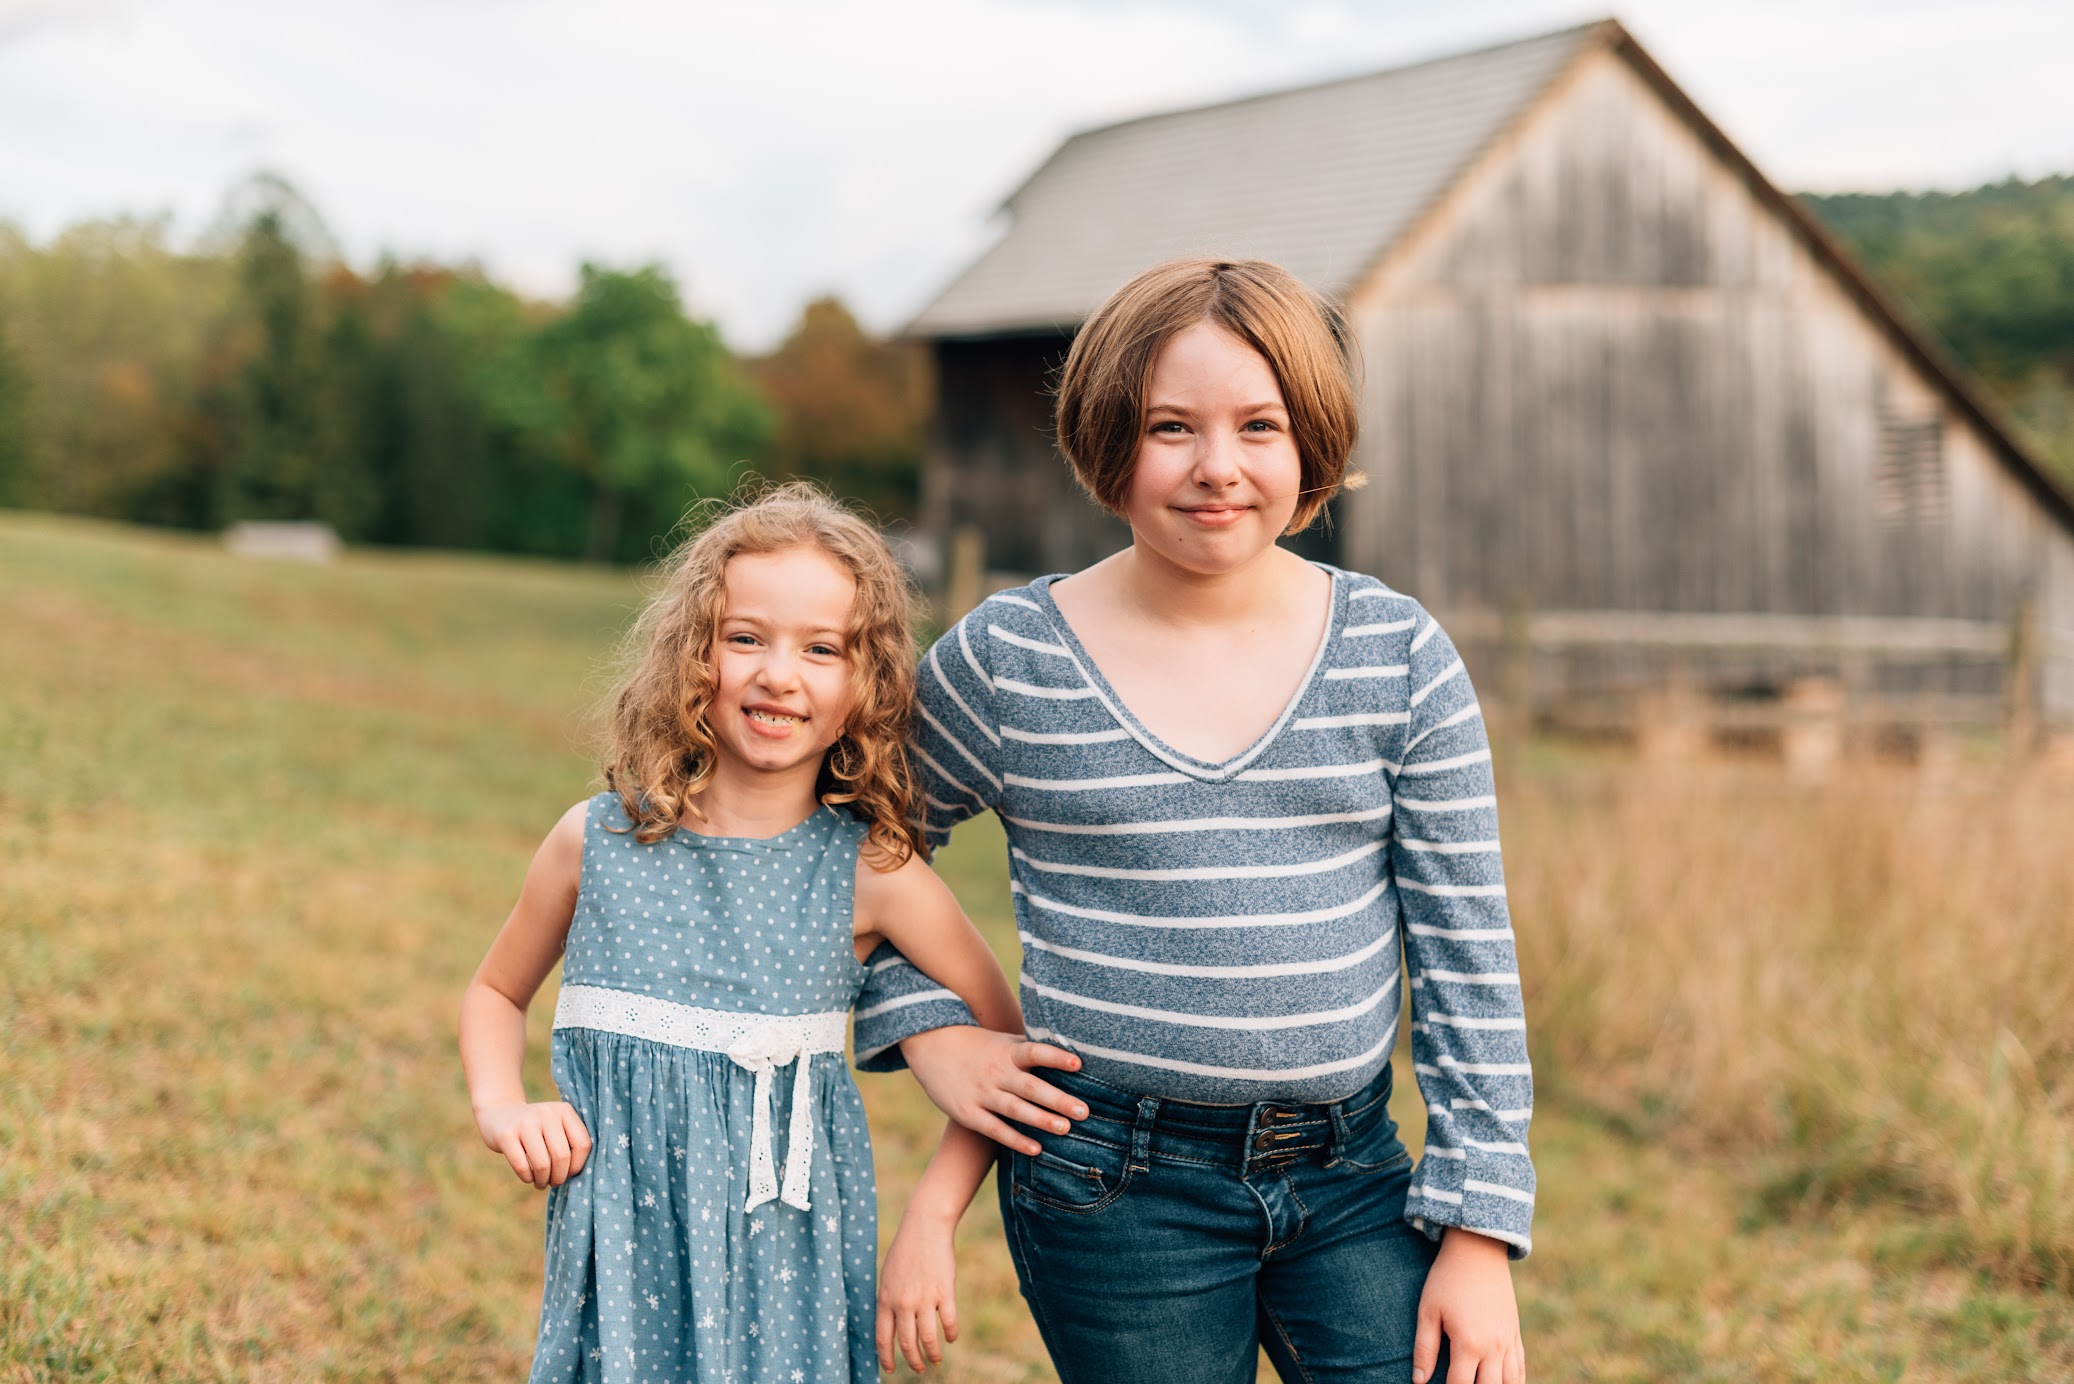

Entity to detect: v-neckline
[1029,566,1342,783]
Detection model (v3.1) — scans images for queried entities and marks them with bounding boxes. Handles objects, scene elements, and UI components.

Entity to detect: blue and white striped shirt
[854,567,1535,1254]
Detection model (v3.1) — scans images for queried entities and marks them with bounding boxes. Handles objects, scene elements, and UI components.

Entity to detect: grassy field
[3,510,2071,1382]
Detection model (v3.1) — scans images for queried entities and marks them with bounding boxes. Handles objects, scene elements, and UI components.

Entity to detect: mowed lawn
[3,511,2070,1382]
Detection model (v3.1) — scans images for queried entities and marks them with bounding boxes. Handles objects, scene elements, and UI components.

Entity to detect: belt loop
[1129,1096,1159,1173]
[1241,1101,1269,1173]
[1326,1099,1353,1164]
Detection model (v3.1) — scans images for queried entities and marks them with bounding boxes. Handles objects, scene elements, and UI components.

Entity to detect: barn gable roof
[909,18,2074,534]
[1593,27,2074,536]
[908,22,1599,339]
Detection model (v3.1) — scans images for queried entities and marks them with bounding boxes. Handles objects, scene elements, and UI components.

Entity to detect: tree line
[1803,174,2074,486]
[2,173,2067,566]
[0,178,927,564]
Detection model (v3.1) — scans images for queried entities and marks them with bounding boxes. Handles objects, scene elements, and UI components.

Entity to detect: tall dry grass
[1505,753,2074,1289]
[6,512,2071,1378]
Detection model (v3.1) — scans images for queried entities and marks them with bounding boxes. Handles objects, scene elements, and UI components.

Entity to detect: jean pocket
[1011,1133,1134,1215]
[1333,1145,1414,1176]
[1327,1114,1414,1175]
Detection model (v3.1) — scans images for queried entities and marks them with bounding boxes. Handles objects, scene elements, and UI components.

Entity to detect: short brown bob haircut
[1053,257,1360,534]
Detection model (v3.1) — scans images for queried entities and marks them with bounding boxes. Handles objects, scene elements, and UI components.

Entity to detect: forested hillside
[1,173,2068,563]
[0,178,925,563]
[1803,175,2074,485]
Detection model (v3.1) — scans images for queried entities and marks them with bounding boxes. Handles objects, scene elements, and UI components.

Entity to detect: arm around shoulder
[850,614,1006,1070]
[854,848,1019,1035]
[853,848,1086,1154]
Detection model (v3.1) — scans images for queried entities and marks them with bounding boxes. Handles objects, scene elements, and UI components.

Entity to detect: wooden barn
[908,19,2074,739]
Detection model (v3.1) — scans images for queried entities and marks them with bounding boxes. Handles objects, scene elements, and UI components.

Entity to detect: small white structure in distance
[223,521,341,563]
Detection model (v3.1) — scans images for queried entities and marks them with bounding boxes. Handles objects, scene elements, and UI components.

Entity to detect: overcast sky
[3,0,2069,349]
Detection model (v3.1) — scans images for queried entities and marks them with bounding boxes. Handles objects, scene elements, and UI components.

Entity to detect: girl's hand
[475,1100,593,1190]
[899,1026,1086,1156]
[1413,1228,1526,1384]
[875,1215,959,1374]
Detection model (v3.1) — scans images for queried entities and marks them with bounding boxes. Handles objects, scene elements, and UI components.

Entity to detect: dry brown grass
[5,511,2071,1380]
[1506,750,2074,1289]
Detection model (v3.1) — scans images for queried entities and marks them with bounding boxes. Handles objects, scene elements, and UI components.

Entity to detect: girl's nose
[1193,430,1242,488]
[755,648,802,691]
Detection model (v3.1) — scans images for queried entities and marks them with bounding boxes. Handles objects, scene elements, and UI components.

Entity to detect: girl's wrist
[899,1193,966,1234]
[471,1088,527,1118]
[1439,1226,1511,1262]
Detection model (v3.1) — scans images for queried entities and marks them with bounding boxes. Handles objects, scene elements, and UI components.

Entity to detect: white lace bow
[727,1030,819,1212]
[552,985,847,1214]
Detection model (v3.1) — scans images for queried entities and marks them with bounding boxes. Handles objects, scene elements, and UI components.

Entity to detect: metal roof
[905,18,2074,534]
[908,22,1603,338]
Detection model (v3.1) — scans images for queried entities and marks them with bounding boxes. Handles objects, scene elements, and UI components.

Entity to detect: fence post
[2006,597,2040,764]
[944,524,985,628]
[1781,677,1844,783]
[1636,677,1704,763]
[1494,602,1533,782]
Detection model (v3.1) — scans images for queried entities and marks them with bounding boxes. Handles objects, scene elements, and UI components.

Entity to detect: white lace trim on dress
[553,984,847,1214]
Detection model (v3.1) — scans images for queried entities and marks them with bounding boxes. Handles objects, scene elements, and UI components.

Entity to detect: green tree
[0,216,225,518]
[320,263,492,549]
[1805,175,2074,485]
[748,296,930,521]
[0,295,37,507]
[1807,177,2074,384]
[210,207,378,532]
[435,273,593,558]
[534,264,770,562]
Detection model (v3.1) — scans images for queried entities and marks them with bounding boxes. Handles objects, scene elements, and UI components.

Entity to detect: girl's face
[1121,320,1303,576]
[707,545,858,787]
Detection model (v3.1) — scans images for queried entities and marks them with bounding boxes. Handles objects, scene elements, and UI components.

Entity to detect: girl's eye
[809,643,841,658]
[1244,419,1280,432]
[1149,420,1186,434]
[726,633,759,647]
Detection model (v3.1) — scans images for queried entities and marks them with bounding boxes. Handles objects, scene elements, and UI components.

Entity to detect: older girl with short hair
[863,258,1533,1383]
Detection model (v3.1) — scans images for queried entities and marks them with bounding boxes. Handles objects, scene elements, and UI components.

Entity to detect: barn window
[1873,409,1946,527]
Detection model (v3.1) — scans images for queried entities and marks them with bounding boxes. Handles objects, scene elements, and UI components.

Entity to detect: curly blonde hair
[601,481,923,868]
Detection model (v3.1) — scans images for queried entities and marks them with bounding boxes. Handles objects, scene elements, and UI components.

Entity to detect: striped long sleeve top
[853,567,1535,1255]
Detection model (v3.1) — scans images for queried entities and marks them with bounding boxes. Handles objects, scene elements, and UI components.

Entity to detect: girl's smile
[708,545,857,782]
[1174,502,1253,527]
[743,704,808,734]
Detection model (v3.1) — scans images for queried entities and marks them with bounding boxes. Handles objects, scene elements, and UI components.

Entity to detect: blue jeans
[998,1063,1447,1383]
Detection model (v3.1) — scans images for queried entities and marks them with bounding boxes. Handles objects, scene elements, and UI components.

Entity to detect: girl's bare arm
[854,853,1032,1373]
[458,801,593,1189]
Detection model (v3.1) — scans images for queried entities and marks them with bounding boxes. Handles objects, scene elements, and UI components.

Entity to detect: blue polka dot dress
[528,794,880,1384]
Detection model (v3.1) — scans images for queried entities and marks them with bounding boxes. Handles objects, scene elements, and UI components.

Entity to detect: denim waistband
[1027,1062,1399,1174]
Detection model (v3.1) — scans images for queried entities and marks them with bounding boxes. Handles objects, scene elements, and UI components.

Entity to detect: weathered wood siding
[922,333,1131,577]
[1341,46,2074,718]
[2045,526,2074,719]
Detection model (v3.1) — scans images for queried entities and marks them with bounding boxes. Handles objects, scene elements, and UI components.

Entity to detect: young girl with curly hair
[459,483,1022,1383]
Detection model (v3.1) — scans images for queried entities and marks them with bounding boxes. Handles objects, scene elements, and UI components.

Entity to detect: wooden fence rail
[1440,608,2024,660]
[1439,605,2074,755]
